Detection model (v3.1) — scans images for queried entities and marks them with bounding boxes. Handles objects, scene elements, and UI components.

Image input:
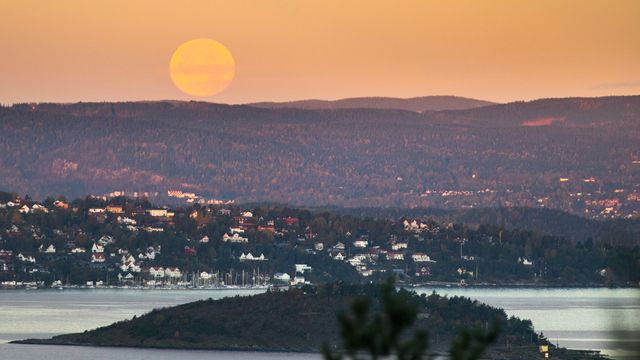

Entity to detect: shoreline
[8,337,602,360]
[1,283,637,290]
[8,339,323,354]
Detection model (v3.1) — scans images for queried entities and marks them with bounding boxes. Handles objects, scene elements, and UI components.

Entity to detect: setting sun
[169,39,235,97]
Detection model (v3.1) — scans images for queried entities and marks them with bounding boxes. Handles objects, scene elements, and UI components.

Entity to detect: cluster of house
[273,263,312,286]
[320,235,437,277]
[1,194,547,287]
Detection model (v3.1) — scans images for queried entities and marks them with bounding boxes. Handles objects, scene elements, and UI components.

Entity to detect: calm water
[0,287,638,359]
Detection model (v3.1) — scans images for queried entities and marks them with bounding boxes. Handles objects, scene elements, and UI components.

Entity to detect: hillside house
[518,257,533,266]
[148,266,165,278]
[353,239,369,248]
[292,275,306,285]
[295,264,312,274]
[391,242,408,251]
[165,267,182,278]
[39,244,56,253]
[106,205,124,214]
[53,200,69,209]
[333,242,346,251]
[31,204,49,213]
[17,253,36,263]
[411,253,434,262]
[147,209,174,218]
[273,272,291,283]
[120,261,141,273]
[222,233,248,243]
[230,227,245,234]
[91,243,104,253]
[91,253,106,263]
[240,252,268,261]
[386,252,405,261]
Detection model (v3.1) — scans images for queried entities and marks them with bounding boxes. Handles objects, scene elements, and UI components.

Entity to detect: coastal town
[0,190,637,289]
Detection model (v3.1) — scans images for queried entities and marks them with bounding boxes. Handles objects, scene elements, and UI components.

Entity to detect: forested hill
[315,206,640,246]
[15,285,602,359]
[0,96,639,219]
[248,95,495,112]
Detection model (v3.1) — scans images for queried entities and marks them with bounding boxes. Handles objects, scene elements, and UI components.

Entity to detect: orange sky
[1,0,639,104]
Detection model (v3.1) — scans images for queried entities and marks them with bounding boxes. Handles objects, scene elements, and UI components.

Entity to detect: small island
[14,284,605,359]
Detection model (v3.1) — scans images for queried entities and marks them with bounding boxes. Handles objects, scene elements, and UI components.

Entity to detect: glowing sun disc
[169,39,235,97]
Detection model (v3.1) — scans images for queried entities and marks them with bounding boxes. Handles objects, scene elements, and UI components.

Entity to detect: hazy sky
[1,0,639,104]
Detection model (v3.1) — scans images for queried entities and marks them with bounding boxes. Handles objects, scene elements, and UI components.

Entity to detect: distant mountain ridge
[0,95,638,218]
[248,95,495,112]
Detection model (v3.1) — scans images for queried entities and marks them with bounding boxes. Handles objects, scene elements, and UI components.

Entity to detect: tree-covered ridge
[248,95,495,112]
[15,284,601,359]
[0,191,637,287]
[315,205,640,246]
[0,96,639,219]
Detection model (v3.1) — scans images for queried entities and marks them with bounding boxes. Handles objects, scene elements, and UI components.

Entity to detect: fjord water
[0,288,638,360]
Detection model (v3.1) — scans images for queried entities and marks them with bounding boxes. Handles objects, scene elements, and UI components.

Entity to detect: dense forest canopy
[0,96,638,220]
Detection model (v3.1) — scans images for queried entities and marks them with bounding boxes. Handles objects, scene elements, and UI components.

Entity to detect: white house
[222,233,248,243]
[165,267,182,278]
[31,204,49,213]
[314,242,324,251]
[240,252,268,261]
[17,253,36,263]
[291,276,306,285]
[518,257,533,266]
[391,242,408,251]
[145,248,157,260]
[39,244,56,253]
[386,252,404,261]
[360,269,374,277]
[353,239,369,248]
[143,226,164,232]
[273,272,291,282]
[71,247,86,254]
[117,216,137,225]
[19,205,31,214]
[91,243,104,253]
[199,235,210,243]
[411,253,434,263]
[88,208,106,214]
[333,242,346,251]
[91,253,106,263]
[295,264,312,274]
[229,227,245,234]
[148,266,165,278]
[120,261,141,273]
